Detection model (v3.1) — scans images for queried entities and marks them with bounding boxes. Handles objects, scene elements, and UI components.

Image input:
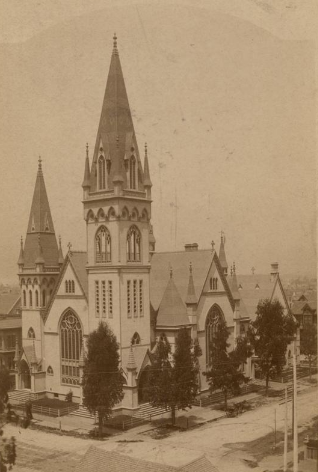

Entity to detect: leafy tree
[300,323,317,381]
[204,320,249,410]
[145,329,201,425]
[0,367,16,471]
[248,299,296,395]
[82,322,124,436]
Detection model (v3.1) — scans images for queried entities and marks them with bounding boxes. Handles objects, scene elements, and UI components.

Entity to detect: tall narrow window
[98,155,106,189]
[102,281,106,318]
[65,281,69,293]
[129,156,136,189]
[133,280,137,318]
[206,305,224,366]
[127,281,131,318]
[71,281,75,293]
[60,310,82,385]
[127,226,141,262]
[95,226,111,263]
[95,281,100,317]
[108,281,113,318]
[42,290,46,307]
[35,290,39,307]
[29,291,33,307]
[139,280,143,317]
[23,290,26,307]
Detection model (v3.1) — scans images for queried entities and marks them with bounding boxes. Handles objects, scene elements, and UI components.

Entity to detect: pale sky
[0,1,316,283]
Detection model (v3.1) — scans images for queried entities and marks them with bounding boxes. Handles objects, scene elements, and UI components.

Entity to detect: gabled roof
[0,291,21,316]
[157,272,190,327]
[23,162,59,268]
[78,447,219,472]
[291,300,317,315]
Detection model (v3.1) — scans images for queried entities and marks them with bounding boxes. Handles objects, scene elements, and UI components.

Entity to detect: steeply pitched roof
[69,251,88,298]
[185,263,197,305]
[0,291,21,316]
[150,250,212,312]
[89,36,146,192]
[23,162,59,268]
[157,272,191,327]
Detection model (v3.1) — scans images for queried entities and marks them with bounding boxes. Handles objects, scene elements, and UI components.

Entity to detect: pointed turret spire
[23,160,59,268]
[82,143,91,189]
[17,236,24,266]
[185,262,197,305]
[219,232,228,276]
[229,261,240,300]
[58,235,64,265]
[143,143,152,187]
[127,345,137,370]
[157,268,190,327]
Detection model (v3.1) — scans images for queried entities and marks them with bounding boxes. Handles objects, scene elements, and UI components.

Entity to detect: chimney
[270,262,279,281]
[184,243,198,252]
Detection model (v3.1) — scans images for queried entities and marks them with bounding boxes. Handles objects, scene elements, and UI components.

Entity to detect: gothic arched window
[129,156,136,189]
[205,305,224,366]
[29,290,33,308]
[127,225,141,262]
[95,226,111,263]
[71,281,75,293]
[23,290,26,307]
[98,155,106,190]
[60,310,82,385]
[35,290,39,307]
[47,365,54,375]
[27,327,35,339]
[131,332,141,345]
[65,281,69,293]
[42,290,46,307]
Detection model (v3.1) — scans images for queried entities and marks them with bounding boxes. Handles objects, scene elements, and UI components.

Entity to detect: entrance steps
[133,403,169,420]
[69,405,95,420]
[8,390,41,405]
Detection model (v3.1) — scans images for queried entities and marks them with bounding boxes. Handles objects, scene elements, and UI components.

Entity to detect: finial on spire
[189,261,192,274]
[86,143,89,158]
[170,266,173,278]
[116,135,119,148]
[38,156,42,171]
[211,240,215,251]
[20,236,23,247]
[113,33,118,54]
[145,142,148,156]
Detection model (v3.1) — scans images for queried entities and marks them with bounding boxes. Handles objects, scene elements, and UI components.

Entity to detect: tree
[248,299,296,395]
[300,323,317,381]
[204,319,249,410]
[0,367,16,471]
[82,322,124,436]
[145,329,201,425]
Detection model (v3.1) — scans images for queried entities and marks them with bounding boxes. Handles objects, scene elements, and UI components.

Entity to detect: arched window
[131,332,141,345]
[23,290,26,307]
[60,310,82,385]
[127,226,141,262]
[95,226,111,263]
[129,156,136,189]
[71,281,75,293]
[42,290,46,307]
[47,365,54,375]
[98,155,106,190]
[210,278,218,290]
[206,305,224,366]
[27,327,35,339]
[29,290,33,308]
[35,290,39,307]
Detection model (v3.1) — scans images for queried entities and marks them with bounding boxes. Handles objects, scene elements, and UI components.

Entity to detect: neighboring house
[0,290,21,388]
[78,446,219,472]
[291,299,317,327]
[12,36,293,412]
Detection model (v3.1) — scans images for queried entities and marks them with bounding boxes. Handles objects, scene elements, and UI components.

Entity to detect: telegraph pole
[293,338,298,472]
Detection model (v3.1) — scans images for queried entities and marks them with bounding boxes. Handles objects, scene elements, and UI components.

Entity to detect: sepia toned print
[0,2,316,472]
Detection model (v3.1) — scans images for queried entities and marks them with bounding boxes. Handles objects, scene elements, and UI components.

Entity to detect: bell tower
[82,35,154,356]
[18,158,63,367]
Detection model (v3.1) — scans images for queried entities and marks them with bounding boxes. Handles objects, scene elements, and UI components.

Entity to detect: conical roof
[89,35,145,192]
[82,144,91,188]
[143,143,152,187]
[58,236,64,265]
[157,269,190,327]
[17,237,24,265]
[219,234,228,270]
[185,262,197,305]
[23,160,59,268]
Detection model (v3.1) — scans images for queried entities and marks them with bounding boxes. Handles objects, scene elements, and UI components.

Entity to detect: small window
[27,327,35,339]
[23,290,26,307]
[95,281,100,317]
[108,281,113,318]
[42,290,46,307]
[29,290,33,307]
[129,155,136,189]
[98,155,106,189]
[47,365,54,375]
[35,290,39,307]
[127,280,131,318]
[71,281,75,293]
[139,280,143,317]
[131,332,141,345]
[65,280,69,293]
[133,280,137,317]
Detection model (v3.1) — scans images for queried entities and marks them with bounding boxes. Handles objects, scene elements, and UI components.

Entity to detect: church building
[14,36,292,414]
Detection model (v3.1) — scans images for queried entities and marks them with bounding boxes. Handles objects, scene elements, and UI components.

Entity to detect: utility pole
[274,408,277,449]
[293,338,298,472]
[284,387,288,472]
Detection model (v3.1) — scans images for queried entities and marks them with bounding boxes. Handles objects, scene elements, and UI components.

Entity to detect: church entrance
[20,360,31,389]
[138,366,151,404]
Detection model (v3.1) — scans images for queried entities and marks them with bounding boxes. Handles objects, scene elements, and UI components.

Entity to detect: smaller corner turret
[82,143,91,200]
[219,231,228,277]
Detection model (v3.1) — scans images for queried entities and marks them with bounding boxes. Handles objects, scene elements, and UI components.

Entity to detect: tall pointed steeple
[58,235,64,266]
[143,143,152,187]
[17,236,24,267]
[218,232,228,277]
[23,158,59,268]
[82,143,91,189]
[185,262,197,305]
[89,34,146,192]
